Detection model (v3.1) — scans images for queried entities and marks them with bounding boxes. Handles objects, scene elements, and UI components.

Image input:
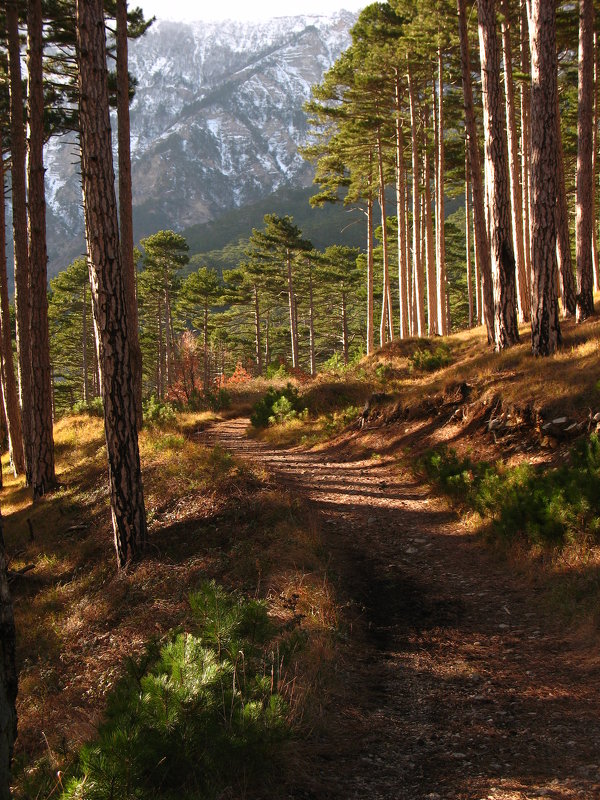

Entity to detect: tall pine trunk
[82,280,89,403]
[308,260,316,376]
[27,0,56,499]
[592,33,600,292]
[377,131,391,345]
[7,1,33,483]
[435,48,447,336]
[366,166,375,354]
[407,62,424,336]
[457,0,495,342]
[254,285,262,375]
[395,72,409,339]
[341,291,349,364]
[519,0,532,293]
[500,0,530,323]
[555,97,577,317]
[478,0,520,350]
[0,148,24,476]
[530,0,561,355]
[466,147,474,328]
[286,249,299,368]
[424,104,437,335]
[575,0,595,320]
[116,0,143,427]
[77,0,147,568]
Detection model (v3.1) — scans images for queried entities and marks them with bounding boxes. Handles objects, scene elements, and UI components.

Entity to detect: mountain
[42,12,356,275]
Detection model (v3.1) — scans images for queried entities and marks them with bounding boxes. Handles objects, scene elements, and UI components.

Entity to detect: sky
[138,0,365,23]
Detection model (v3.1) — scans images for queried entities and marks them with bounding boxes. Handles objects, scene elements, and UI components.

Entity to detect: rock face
[42,13,355,275]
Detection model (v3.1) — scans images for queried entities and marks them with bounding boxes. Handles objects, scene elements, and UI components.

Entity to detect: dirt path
[198,418,600,800]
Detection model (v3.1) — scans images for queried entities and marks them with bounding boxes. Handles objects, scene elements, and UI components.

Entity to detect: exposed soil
[198,417,600,800]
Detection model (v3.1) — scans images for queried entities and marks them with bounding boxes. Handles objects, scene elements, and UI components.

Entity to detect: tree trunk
[76,0,147,568]
[203,303,209,391]
[366,183,375,354]
[82,281,89,403]
[424,104,437,335]
[0,149,25,476]
[575,0,596,321]
[7,0,33,483]
[286,249,299,368]
[0,516,17,800]
[164,278,172,387]
[254,285,262,375]
[377,132,391,346]
[265,310,271,367]
[466,147,474,328]
[395,71,409,339]
[116,0,143,427]
[157,292,163,398]
[500,0,530,323]
[27,0,56,500]
[407,61,424,336]
[341,290,349,365]
[554,92,577,317]
[478,0,520,350]
[520,0,532,295]
[592,32,600,291]
[435,48,447,336]
[405,165,413,336]
[308,260,316,376]
[530,0,561,355]
[457,0,495,342]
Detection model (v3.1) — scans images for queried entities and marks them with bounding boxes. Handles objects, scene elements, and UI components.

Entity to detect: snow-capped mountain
[43,12,355,273]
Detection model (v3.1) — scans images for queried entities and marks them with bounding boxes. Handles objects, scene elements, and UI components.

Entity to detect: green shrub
[143,396,176,429]
[59,582,288,800]
[205,388,231,412]
[409,343,452,373]
[250,384,307,428]
[265,363,289,380]
[72,397,104,417]
[419,435,600,548]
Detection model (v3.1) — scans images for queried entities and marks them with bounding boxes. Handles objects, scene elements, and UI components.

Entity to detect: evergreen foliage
[59,582,288,800]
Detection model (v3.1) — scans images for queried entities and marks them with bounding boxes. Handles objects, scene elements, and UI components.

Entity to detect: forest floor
[196,415,600,800]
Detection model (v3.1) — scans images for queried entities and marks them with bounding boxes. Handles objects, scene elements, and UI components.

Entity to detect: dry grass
[5,411,341,799]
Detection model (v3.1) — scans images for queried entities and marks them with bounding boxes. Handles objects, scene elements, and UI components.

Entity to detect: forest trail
[197,417,600,800]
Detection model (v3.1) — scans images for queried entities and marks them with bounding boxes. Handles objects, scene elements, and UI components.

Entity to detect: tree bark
[0,150,25,476]
[500,0,530,323]
[77,0,147,568]
[0,515,17,800]
[407,61,424,336]
[366,170,375,354]
[592,32,600,292]
[395,71,409,339]
[377,132,391,346]
[341,290,349,364]
[254,285,262,375]
[457,0,495,342]
[116,0,143,427]
[466,147,474,328]
[286,249,299,368]
[530,0,561,355]
[575,0,595,321]
[27,0,56,499]
[478,0,520,350]
[435,48,447,336]
[82,281,89,403]
[520,0,532,295]
[157,292,163,398]
[424,103,437,335]
[555,91,577,316]
[308,260,316,376]
[7,0,33,483]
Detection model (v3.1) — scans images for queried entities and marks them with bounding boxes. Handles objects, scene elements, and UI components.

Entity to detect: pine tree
[477,0,520,350]
[530,0,561,355]
[76,0,146,568]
